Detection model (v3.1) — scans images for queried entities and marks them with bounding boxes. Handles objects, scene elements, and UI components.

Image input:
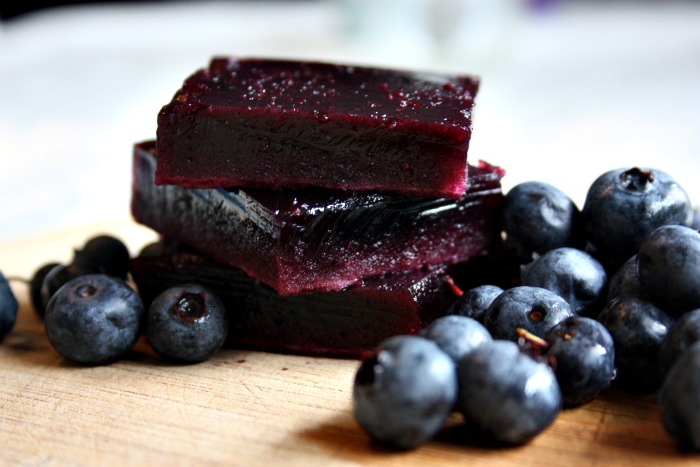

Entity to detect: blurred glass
[336,0,521,69]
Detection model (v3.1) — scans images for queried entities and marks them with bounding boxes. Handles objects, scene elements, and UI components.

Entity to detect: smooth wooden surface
[1,220,699,466]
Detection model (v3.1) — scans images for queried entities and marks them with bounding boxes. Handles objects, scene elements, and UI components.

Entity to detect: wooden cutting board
[0,219,697,466]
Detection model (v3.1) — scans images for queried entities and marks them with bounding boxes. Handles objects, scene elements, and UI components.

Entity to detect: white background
[1,0,699,243]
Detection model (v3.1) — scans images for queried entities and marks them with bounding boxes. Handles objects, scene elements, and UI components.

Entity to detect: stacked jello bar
[130,58,505,356]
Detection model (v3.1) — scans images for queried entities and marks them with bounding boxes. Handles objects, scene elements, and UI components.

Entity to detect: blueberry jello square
[155,58,480,199]
[131,141,504,296]
[130,242,456,357]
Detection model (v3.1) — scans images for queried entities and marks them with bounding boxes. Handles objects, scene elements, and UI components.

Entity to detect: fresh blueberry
[659,342,700,450]
[0,271,19,341]
[456,339,561,445]
[637,225,700,315]
[520,248,607,317]
[483,286,574,341]
[501,181,584,261]
[446,285,503,323]
[40,263,91,313]
[598,294,675,391]
[544,316,616,406]
[72,234,131,280]
[29,262,61,319]
[419,315,492,363]
[658,308,700,377]
[146,284,229,363]
[582,167,692,265]
[39,235,131,314]
[353,335,457,449]
[606,255,647,302]
[44,274,144,365]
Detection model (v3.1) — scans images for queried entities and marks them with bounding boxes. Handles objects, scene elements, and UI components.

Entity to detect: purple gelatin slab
[132,141,504,296]
[156,57,480,198]
[130,243,456,357]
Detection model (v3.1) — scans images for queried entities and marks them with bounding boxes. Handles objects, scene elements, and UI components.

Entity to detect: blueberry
[38,235,131,314]
[353,335,457,449]
[483,286,574,341]
[637,225,700,315]
[446,284,503,323]
[606,255,647,302]
[598,294,675,391]
[582,167,692,265]
[0,271,19,341]
[544,316,616,406]
[521,248,607,317]
[40,263,91,313]
[419,315,492,363]
[29,262,60,318]
[658,308,700,377]
[456,340,561,445]
[501,181,584,261]
[659,342,700,450]
[146,284,229,363]
[72,234,131,280]
[45,274,144,365]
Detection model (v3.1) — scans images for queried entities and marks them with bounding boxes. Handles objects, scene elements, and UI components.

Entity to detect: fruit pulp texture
[131,244,456,357]
[155,57,480,199]
[132,141,504,296]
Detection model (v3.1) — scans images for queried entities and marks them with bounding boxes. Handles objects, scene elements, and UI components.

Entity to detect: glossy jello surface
[132,141,504,295]
[131,242,456,357]
[156,58,480,198]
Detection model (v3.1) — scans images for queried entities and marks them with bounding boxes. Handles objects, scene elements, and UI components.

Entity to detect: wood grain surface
[0,219,698,466]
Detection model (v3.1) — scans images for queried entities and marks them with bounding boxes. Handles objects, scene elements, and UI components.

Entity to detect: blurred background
[1,0,699,243]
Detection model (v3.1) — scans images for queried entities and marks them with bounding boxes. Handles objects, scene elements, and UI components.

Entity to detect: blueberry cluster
[353,314,611,449]
[24,235,229,365]
[2,164,699,452]
[353,166,700,450]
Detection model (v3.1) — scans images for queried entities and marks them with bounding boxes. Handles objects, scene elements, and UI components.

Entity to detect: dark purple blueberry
[446,284,503,323]
[146,284,229,363]
[544,316,616,406]
[659,342,700,450]
[44,274,144,365]
[40,263,91,314]
[606,255,647,302]
[0,271,18,341]
[353,335,457,449]
[419,315,492,363]
[582,167,692,265]
[520,248,607,317]
[39,236,131,315]
[29,262,61,319]
[456,340,561,445]
[72,234,131,280]
[658,308,700,377]
[598,294,675,391]
[637,225,700,315]
[483,286,574,341]
[501,181,584,261]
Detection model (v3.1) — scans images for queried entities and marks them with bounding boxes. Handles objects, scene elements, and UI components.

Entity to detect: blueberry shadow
[295,410,527,461]
[296,412,416,460]
[3,328,50,353]
[432,419,516,450]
